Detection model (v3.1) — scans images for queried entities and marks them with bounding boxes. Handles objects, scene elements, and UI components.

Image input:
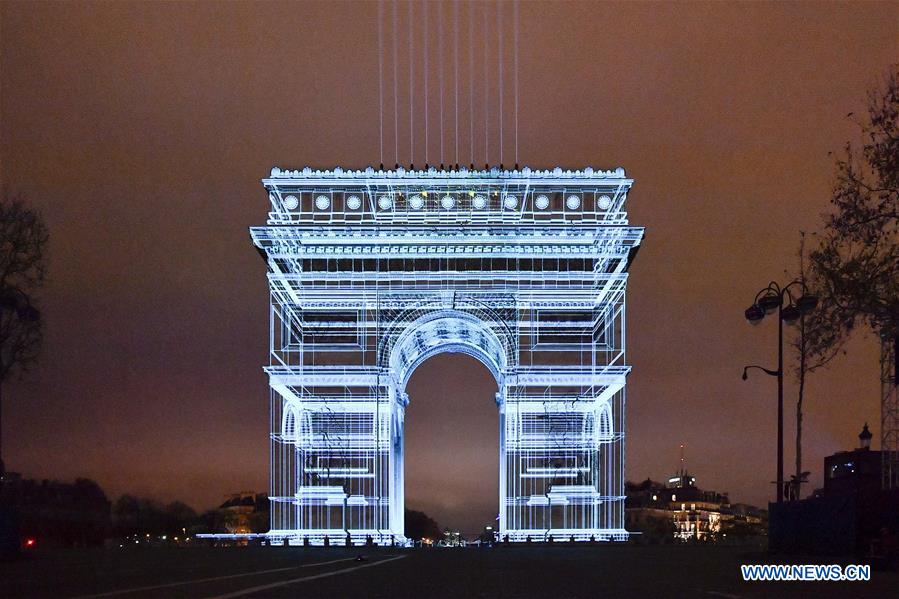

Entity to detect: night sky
[2,1,897,534]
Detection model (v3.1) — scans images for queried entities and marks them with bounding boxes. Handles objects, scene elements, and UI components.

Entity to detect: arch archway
[253,165,642,545]
[383,311,508,540]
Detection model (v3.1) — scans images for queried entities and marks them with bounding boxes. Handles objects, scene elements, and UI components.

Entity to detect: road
[1,544,895,598]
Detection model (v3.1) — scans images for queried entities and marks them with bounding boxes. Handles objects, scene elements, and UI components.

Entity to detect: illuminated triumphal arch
[251,165,643,545]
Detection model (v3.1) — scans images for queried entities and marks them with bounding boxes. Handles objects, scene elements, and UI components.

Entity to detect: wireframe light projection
[250,165,644,546]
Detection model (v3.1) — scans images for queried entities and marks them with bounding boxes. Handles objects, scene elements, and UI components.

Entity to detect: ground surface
[1,544,895,598]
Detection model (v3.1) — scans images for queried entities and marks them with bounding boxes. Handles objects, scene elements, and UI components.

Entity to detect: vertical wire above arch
[391,0,399,166]
[438,1,445,165]
[408,0,414,165]
[375,0,524,170]
[514,0,519,166]
[483,1,488,166]
[453,0,459,167]
[377,0,384,166]
[423,0,429,165]
[498,0,504,166]
[468,1,474,166]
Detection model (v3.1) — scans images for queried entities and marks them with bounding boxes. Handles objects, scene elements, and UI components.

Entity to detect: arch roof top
[267,165,627,180]
[257,165,642,228]
[263,165,633,189]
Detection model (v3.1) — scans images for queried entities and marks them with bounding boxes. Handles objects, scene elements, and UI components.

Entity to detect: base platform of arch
[198,529,631,547]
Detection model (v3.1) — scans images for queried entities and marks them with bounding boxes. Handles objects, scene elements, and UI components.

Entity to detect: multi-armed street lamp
[742,280,818,504]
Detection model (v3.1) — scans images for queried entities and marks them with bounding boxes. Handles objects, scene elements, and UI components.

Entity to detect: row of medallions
[280,192,614,212]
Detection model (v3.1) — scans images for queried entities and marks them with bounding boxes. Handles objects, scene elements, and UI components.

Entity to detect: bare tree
[812,67,898,333]
[0,194,49,475]
[810,65,899,485]
[787,233,850,500]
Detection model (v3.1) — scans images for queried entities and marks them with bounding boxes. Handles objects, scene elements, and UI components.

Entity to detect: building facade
[770,424,899,555]
[625,472,765,543]
[251,165,643,545]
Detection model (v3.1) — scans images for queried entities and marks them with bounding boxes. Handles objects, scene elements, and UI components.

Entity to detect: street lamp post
[742,280,817,504]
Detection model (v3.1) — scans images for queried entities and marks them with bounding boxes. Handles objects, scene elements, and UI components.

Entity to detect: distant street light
[859,423,873,451]
[742,280,817,504]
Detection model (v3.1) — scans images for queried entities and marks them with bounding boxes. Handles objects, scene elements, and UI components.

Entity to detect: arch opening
[403,352,500,539]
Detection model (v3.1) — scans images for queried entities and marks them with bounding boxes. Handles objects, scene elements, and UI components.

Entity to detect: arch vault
[251,165,643,545]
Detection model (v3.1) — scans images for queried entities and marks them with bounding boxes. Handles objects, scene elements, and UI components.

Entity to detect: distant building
[819,423,881,496]
[625,479,675,542]
[770,423,899,556]
[626,460,765,543]
[666,470,729,541]
[218,492,269,534]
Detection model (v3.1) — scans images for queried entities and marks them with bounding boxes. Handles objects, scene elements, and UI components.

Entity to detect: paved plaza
[1,544,895,598]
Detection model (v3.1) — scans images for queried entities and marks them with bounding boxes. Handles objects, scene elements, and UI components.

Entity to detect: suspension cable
[468,1,474,165]
[392,0,398,165]
[483,1,488,166]
[514,0,519,166]
[439,1,444,165]
[378,0,384,166]
[454,0,459,167]
[498,1,503,166]
[408,0,414,165]
[424,2,430,164]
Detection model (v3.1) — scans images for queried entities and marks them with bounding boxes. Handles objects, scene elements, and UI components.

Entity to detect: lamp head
[757,293,782,314]
[745,304,765,325]
[781,304,802,323]
[796,294,818,314]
